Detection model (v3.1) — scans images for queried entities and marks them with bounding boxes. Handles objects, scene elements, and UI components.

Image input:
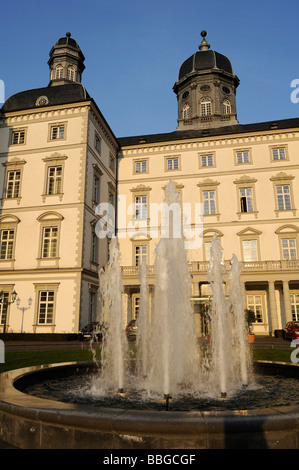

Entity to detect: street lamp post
[0,290,18,334]
[16,297,32,334]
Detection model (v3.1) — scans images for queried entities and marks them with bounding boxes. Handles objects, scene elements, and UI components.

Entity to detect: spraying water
[136,259,150,381]
[91,182,253,403]
[208,235,252,397]
[97,238,127,392]
[146,181,201,397]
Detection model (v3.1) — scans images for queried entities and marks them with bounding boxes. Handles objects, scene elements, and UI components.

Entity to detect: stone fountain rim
[1,360,299,417]
[1,360,299,449]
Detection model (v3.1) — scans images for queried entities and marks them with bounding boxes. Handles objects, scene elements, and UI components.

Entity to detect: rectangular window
[93,175,100,203]
[109,191,114,206]
[247,294,263,323]
[89,291,97,323]
[6,170,21,198]
[291,293,299,321]
[50,125,65,140]
[91,232,98,263]
[204,241,212,261]
[276,185,292,211]
[133,296,140,319]
[203,191,216,215]
[95,133,101,153]
[42,227,58,258]
[11,130,25,145]
[47,166,62,195]
[135,195,147,219]
[135,245,147,266]
[0,292,9,325]
[38,291,55,324]
[272,148,286,160]
[242,240,258,262]
[109,154,115,171]
[0,230,15,260]
[281,238,297,260]
[135,160,147,173]
[201,155,214,167]
[167,157,179,170]
[236,151,250,164]
[240,188,253,213]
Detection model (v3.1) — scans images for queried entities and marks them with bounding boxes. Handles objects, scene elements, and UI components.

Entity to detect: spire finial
[199,30,210,51]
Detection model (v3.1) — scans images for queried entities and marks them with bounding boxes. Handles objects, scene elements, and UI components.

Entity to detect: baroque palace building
[0,32,298,335]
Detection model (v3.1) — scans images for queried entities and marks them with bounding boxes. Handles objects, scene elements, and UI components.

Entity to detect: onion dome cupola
[48,32,85,86]
[173,31,240,130]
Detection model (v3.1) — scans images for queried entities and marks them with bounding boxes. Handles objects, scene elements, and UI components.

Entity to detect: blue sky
[1,0,299,137]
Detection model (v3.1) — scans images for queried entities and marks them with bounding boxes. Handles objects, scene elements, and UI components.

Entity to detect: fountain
[0,181,299,449]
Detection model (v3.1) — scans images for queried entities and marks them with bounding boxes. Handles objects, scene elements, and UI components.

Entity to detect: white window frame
[242,239,258,262]
[200,97,212,116]
[134,159,148,174]
[291,292,299,321]
[135,195,147,220]
[222,99,231,115]
[199,153,215,168]
[202,190,217,215]
[247,293,265,324]
[47,165,63,195]
[11,129,26,145]
[134,244,148,266]
[0,229,15,260]
[5,169,21,198]
[165,156,180,171]
[49,124,66,141]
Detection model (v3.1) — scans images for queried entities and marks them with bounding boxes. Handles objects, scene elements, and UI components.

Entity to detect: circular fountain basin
[0,360,299,449]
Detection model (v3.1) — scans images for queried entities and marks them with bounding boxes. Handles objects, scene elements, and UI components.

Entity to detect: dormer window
[67,66,75,81]
[182,104,191,119]
[55,65,64,79]
[222,99,231,115]
[200,98,212,116]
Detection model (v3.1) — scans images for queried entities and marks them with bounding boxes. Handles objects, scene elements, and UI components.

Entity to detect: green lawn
[0,347,293,374]
[0,349,100,373]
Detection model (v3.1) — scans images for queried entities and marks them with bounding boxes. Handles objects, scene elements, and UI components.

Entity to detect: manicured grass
[0,347,293,374]
[252,348,294,363]
[0,349,100,373]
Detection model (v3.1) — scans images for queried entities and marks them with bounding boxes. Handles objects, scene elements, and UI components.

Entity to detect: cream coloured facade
[117,123,299,336]
[0,34,117,333]
[0,32,298,335]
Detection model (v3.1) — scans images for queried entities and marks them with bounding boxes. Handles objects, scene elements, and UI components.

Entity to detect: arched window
[67,66,75,81]
[55,65,64,79]
[200,98,212,116]
[222,99,231,115]
[182,104,191,119]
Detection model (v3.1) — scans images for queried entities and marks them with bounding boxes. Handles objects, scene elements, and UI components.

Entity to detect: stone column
[122,289,129,328]
[268,281,278,334]
[283,280,293,323]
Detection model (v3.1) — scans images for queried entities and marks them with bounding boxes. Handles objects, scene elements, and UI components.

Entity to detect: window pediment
[275,224,299,234]
[37,211,64,222]
[270,172,294,182]
[233,175,257,184]
[237,227,262,237]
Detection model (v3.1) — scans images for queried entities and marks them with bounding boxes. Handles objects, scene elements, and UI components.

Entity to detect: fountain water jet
[97,238,127,393]
[146,181,201,398]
